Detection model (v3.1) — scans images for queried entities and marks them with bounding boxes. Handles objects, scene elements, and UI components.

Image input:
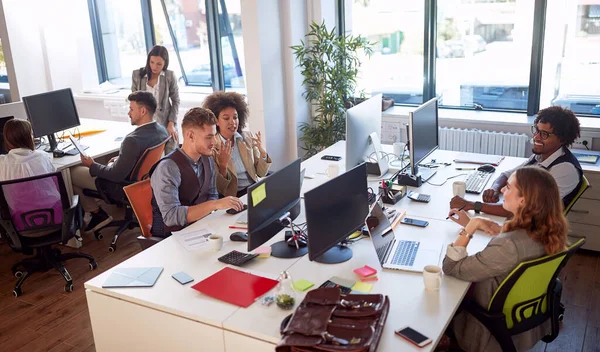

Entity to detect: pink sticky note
[353,265,377,278]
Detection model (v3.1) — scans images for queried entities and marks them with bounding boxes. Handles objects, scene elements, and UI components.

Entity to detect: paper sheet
[174,228,214,251]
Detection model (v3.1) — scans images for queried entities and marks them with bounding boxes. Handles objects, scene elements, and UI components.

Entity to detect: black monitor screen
[247,158,302,251]
[22,88,81,138]
[0,116,14,155]
[305,162,369,261]
[409,98,438,173]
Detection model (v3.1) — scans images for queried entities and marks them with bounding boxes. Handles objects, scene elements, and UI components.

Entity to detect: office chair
[0,172,97,297]
[123,179,162,250]
[461,237,585,352]
[84,136,170,252]
[563,175,589,215]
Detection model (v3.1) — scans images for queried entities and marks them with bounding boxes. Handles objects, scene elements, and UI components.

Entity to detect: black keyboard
[465,171,494,194]
[218,250,258,266]
[319,280,352,294]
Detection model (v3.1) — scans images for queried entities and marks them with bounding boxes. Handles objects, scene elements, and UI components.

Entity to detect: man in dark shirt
[150,107,243,238]
[71,91,168,233]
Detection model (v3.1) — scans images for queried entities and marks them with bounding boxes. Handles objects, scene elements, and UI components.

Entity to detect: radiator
[380,125,529,158]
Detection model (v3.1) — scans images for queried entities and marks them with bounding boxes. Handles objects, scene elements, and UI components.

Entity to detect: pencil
[446,204,467,220]
[228,225,248,230]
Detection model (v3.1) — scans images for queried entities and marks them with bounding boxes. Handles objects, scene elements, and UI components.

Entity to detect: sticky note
[351,282,373,293]
[251,183,267,206]
[293,279,314,292]
[353,265,377,278]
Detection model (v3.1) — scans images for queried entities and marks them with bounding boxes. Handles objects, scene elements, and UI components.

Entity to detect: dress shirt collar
[534,146,565,168]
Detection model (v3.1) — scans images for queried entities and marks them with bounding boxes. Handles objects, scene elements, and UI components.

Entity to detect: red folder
[191,267,278,308]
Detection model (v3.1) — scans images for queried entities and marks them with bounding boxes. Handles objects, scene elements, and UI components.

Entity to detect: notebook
[573,153,599,164]
[102,267,163,288]
[453,153,504,166]
[191,267,278,307]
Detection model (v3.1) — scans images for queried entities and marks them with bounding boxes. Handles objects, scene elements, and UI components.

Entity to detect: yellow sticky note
[351,282,373,293]
[252,183,267,206]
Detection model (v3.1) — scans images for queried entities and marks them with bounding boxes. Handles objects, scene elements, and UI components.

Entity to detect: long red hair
[502,166,568,255]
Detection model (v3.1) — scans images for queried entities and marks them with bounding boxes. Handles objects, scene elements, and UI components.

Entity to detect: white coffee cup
[393,142,405,157]
[208,234,223,251]
[452,181,467,198]
[423,265,442,291]
[327,164,340,179]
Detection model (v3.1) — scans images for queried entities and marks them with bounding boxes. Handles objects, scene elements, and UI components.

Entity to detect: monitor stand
[271,240,308,258]
[314,245,352,264]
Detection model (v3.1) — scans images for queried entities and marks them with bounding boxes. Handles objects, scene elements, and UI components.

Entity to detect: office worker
[71,91,168,234]
[450,106,582,217]
[202,91,271,197]
[443,167,567,351]
[150,107,243,238]
[132,45,180,154]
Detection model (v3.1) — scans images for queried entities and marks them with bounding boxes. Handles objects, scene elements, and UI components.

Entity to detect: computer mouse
[229,232,248,242]
[53,150,65,158]
[477,164,496,173]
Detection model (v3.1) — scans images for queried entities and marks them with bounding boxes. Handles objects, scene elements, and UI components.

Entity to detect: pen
[228,225,248,230]
[446,205,467,220]
[455,167,475,170]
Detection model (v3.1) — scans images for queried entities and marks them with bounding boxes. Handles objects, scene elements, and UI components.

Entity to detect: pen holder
[379,186,406,205]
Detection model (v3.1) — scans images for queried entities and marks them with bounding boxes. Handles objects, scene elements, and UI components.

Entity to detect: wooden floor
[1,232,599,352]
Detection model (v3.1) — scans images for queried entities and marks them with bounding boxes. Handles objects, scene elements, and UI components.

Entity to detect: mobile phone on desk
[395,326,432,347]
[172,272,194,285]
[400,217,429,228]
[321,155,342,161]
[226,204,247,215]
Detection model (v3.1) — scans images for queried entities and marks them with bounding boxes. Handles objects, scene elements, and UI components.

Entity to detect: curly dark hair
[534,106,580,147]
[201,91,248,133]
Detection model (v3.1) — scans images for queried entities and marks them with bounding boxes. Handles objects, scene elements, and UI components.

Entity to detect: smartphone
[395,326,432,348]
[321,155,342,161]
[400,217,429,228]
[226,204,248,215]
[172,272,194,285]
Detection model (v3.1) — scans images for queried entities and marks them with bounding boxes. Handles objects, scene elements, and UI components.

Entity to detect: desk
[84,142,520,351]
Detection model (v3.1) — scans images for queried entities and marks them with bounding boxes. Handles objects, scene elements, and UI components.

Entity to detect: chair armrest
[0,220,22,252]
[61,195,82,244]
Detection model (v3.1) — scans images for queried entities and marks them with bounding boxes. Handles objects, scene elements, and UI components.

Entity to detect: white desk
[85,142,520,351]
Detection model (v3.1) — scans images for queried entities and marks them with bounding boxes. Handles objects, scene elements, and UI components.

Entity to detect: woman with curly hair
[202,91,271,197]
[442,166,568,351]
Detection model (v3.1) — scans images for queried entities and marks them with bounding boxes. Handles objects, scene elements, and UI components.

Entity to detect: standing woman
[443,166,568,351]
[202,91,271,197]
[132,45,180,154]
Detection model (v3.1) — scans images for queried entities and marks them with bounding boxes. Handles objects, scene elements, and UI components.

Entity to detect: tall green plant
[291,21,373,158]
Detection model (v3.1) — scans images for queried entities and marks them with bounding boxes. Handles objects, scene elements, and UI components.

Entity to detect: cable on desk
[426,173,468,187]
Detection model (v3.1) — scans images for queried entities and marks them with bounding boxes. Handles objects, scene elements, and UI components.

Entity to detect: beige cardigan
[212,131,272,197]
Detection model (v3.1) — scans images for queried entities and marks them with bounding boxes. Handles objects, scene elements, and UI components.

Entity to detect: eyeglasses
[530,125,556,140]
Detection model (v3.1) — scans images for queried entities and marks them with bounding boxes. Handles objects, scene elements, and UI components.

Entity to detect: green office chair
[462,237,585,352]
[563,175,589,215]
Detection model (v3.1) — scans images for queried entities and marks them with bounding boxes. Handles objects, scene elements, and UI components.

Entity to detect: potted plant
[291,21,373,158]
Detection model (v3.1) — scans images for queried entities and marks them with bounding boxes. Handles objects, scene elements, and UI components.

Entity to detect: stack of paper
[353,265,378,282]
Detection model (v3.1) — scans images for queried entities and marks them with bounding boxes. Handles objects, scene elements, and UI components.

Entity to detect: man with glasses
[450,106,583,217]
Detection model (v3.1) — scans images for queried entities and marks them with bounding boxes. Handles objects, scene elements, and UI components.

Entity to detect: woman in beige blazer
[442,166,568,351]
[132,45,180,154]
[203,91,271,197]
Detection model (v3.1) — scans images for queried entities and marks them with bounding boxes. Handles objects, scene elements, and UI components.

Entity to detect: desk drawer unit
[567,170,600,251]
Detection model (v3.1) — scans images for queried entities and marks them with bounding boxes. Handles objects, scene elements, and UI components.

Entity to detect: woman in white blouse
[132,45,180,154]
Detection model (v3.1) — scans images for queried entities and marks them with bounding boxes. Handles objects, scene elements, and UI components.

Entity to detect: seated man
[450,106,583,217]
[71,91,168,233]
[150,107,243,238]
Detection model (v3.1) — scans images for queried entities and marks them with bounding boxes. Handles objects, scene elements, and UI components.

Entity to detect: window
[0,38,10,103]
[541,1,600,116]
[89,0,245,92]
[345,0,424,104]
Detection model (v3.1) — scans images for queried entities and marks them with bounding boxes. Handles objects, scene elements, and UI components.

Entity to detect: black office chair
[0,172,97,297]
[83,136,170,252]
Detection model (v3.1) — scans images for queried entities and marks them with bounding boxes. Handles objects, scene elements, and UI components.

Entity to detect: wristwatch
[459,228,474,239]
[473,201,483,214]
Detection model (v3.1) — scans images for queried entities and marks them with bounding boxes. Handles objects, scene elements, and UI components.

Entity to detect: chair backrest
[123,179,153,238]
[129,136,171,182]
[564,175,589,215]
[488,237,585,331]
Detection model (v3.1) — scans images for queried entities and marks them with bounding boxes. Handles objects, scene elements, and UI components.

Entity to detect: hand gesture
[216,196,244,211]
[251,131,267,158]
[449,196,472,211]
[108,156,118,164]
[448,209,471,227]
[167,121,179,143]
[216,139,233,171]
[482,189,500,203]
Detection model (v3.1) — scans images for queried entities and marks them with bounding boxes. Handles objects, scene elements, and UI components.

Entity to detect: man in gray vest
[150,107,243,238]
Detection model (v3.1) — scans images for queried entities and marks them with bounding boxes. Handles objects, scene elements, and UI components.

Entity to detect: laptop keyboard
[390,240,420,266]
[465,171,493,194]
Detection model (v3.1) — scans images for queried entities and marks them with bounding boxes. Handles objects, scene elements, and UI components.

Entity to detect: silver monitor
[345,94,383,174]
[408,97,439,178]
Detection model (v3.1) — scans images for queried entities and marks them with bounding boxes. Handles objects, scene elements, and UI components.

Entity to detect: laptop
[367,203,443,273]
[237,168,306,224]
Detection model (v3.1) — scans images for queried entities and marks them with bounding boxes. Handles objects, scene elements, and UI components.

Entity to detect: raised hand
[251,131,267,158]
[216,139,233,176]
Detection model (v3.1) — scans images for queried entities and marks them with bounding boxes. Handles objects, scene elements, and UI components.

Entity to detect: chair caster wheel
[65,283,74,292]
[558,314,564,322]
[13,288,22,297]
[108,245,116,253]
[14,270,23,279]
[89,261,98,270]
[95,231,103,240]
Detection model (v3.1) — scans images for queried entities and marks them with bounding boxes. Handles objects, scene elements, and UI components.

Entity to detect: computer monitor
[247,158,305,258]
[345,94,387,176]
[0,116,14,155]
[397,97,438,187]
[305,162,369,264]
[22,88,81,152]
